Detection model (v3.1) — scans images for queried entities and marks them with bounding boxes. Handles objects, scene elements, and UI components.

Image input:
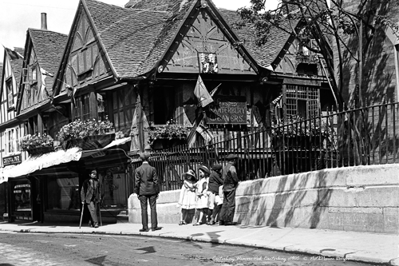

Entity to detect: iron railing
[132,102,399,191]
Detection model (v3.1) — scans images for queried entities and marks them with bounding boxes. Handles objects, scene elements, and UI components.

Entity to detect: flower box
[27,146,55,156]
[57,118,116,150]
[21,133,54,155]
[62,133,115,150]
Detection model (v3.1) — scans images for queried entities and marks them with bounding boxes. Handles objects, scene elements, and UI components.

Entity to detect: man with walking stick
[80,169,101,228]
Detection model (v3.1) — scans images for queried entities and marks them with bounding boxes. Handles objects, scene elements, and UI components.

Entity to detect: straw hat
[184,169,196,178]
[198,165,210,175]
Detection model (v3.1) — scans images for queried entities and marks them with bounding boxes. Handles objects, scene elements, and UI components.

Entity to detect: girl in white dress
[193,165,210,226]
[177,169,197,225]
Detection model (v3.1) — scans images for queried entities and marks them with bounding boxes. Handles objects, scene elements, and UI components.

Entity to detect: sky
[0,0,279,63]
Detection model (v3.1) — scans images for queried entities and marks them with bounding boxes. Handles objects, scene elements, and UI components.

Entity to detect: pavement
[0,221,398,265]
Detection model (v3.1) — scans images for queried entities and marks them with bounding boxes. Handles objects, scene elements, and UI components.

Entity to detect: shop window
[101,167,127,209]
[47,176,80,210]
[14,183,31,212]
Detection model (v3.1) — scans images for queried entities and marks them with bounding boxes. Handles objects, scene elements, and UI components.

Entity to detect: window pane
[47,177,79,210]
[14,182,31,212]
[101,169,127,208]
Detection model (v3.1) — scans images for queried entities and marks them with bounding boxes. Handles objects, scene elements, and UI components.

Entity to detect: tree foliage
[238,0,399,109]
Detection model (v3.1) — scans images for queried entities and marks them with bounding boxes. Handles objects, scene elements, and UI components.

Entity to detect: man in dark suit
[134,152,162,232]
[219,154,239,226]
[81,169,101,228]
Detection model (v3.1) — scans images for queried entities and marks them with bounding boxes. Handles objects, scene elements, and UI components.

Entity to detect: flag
[210,83,222,97]
[194,75,213,107]
[130,94,150,153]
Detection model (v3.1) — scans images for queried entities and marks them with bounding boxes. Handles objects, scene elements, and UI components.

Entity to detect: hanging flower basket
[21,133,54,155]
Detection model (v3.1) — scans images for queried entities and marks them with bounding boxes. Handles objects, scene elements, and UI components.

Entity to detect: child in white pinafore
[193,165,210,225]
[177,169,197,225]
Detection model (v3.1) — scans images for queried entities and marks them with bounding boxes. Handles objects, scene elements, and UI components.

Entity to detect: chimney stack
[41,13,47,30]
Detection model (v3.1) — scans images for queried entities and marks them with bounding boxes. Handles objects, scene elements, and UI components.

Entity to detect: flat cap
[226,154,238,160]
[211,164,223,171]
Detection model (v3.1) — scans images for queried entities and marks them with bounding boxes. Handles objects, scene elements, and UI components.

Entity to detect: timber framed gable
[64,7,111,94]
[158,0,259,76]
[16,29,67,116]
[1,48,23,120]
[53,1,113,101]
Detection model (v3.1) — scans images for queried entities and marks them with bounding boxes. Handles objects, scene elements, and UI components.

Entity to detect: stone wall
[333,0,399,104]
[128,164,399,233]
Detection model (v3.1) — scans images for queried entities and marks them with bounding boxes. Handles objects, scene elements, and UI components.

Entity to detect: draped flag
[194,75,213,107]
[130,94,150,153]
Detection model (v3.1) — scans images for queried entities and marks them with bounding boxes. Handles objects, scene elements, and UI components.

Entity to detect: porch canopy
[2,147,82,181]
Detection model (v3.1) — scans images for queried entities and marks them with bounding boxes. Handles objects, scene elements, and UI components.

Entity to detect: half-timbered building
[2,15,68,222]
[2,0,336,223]
[0,47,25,220]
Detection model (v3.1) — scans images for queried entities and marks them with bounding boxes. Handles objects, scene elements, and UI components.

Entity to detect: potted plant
[56,117,116,150]
[20,133,54,155]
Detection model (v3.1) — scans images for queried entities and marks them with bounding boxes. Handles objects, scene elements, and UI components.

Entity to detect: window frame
[6,76,15,111]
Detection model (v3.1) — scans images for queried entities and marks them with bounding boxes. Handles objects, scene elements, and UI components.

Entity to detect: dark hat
[226,154,238,160]
[211,164,223,171]
[198,165,210,175]
[139,152,150,160]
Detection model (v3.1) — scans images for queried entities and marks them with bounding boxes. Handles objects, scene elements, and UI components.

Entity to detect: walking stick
[98,202,102,226]
[79,202,84,229]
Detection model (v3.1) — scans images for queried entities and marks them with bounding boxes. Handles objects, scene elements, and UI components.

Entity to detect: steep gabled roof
[83,0,194,78]
[219,9,300,70]
[16,29,67,114]
[0,47,24,104]
[5,47,24,89]
[29,29,68,90]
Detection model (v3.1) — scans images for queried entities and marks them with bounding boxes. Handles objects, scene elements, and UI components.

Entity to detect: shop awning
[3,147,82,179]
[0,165,16,184]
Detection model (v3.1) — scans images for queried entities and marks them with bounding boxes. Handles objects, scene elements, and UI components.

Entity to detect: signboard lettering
[3,154,22,166]
[208,97,247,125]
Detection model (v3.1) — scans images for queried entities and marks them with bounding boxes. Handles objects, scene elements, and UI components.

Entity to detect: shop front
[3,139,132,224]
